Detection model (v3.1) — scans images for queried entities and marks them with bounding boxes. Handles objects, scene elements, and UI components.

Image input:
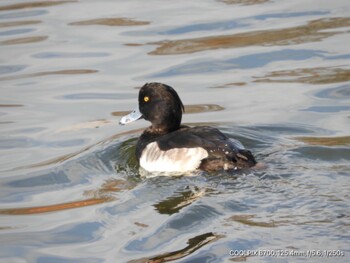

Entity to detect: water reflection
[0,20,41,28]
[0,69,98,81]
[124,11,327,36]
[154,188,205,215]
[254,67,350,84]
[219,0,270,5]
[32,51,110,59]
[0,1,77,11]
[69,18,150,26]
[0,0,349,262]
[149,49,326,77]
[0,198,110,215]
[128,232,222,263]
[147,17,350,55]
[301,105,350,113]
[315,84,350,99]
[0,28,35,36]
[0,10,47,19]
[0,35,48,45]
[295,136,350,146]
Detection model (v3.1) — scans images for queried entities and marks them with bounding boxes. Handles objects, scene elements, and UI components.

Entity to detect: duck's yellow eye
[144,96,150,102]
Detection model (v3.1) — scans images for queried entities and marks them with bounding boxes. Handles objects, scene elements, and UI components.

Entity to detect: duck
[119,82,256,173]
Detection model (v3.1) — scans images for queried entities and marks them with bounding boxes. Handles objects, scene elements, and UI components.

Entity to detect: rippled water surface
[1,0,349,262]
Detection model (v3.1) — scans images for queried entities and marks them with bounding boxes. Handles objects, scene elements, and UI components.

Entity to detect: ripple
[315,84,350,99]
[300,105,350,113]
[291,146,350,161]
[0,65,27,75]
[124,11,328,37]
[228,214,288,227]
[0,10,47,19]
[254,67,350,84]
[59,92,133,100]
[0,137,86,149]
[148,49,326,77]
[154,188,205,215]
[0,104,24,107]
[185,104,225,114]
[0,20,41,28]
[147,17,350,55]
[0,198,110,215]
[295,136,350,146]
[128,232,222,263]
[0,28,35,36]
[69,18,150,26]
[32,51,110,59]
[0,1,77,11]
[219,0,270,5]
[0,35,48,45]
[0,69,98,81]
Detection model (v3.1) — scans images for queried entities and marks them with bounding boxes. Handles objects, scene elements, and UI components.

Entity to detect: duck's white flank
[140,142,208,172]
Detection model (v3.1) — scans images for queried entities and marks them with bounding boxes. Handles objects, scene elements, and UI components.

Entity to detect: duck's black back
[136,126,256,171]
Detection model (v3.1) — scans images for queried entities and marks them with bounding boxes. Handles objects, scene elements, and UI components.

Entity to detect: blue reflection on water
[32,52,110,59]
[8,171,70,188]
[326,54,350,60]
[161,20,248,35]
[301,105,350,113]
[315,84,350,100]
[0,28,35,36]
[253,11,328,20]
[0,137,86,149]
[58,93,134,100]
[124,11,329,36]
[161,11,329,35]
[149,49,326,77]
[0,65,27,75]
[0,10,47,20]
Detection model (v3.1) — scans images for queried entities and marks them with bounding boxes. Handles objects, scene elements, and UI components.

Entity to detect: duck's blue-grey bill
[119,107,142,125]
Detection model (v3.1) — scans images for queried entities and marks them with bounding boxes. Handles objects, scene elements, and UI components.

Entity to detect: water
[0,0,349,262]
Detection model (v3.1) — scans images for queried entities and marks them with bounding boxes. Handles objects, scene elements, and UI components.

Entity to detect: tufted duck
[119,82,256,173]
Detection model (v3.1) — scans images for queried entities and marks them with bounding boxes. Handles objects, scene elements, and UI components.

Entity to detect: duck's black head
[120,82,185,133]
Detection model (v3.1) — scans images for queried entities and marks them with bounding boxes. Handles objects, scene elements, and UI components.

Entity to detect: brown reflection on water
[254,67,350,84]
[295,136,350,146]
[0,179,137,216]
[128,232,223,263]
[0,197,111,215]
[84,178,137,200]
[147,17,350,55]
[69,18,150,26]
[0,104,24,107]
[111,111,134,117]
[213,82,247,88]
[0,69,98,81]
[0,20,41,28]
[154,189,205,215]
[227,214,289,228]
[219,0,270,5]
[0,1,77,11]
[185,104,225,114]
[0,36,48,46]
[57,119,111,132]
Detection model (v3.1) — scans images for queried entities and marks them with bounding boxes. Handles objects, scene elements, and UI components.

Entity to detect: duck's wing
[156,126,256,170]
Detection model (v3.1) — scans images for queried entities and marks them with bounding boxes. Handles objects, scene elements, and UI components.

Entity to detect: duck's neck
[149,124,179,135]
